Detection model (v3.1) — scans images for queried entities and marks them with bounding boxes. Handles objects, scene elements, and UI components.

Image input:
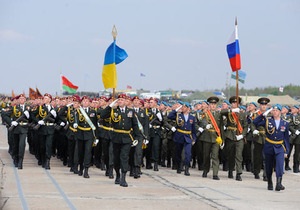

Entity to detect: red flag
[61,75,78,94]
[126,85,132,89]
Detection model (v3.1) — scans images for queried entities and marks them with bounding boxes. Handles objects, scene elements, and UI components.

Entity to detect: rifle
[33,113,55,130]
[8,114,26,132]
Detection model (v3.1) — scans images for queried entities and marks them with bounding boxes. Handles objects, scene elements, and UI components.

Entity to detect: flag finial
[112,25,117,40]
[235,17,238,26]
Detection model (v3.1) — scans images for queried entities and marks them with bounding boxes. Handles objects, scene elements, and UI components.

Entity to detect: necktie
[135,108,138,113]
[152,108,156,113]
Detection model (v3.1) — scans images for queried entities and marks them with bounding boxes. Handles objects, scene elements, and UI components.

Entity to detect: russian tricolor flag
[226,18,241,72]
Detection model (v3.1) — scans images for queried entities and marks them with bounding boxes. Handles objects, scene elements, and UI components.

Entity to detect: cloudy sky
[1,0,299,96]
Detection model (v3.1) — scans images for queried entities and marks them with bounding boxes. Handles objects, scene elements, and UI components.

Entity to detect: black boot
[129,166,134,176]
[154,162,159,171]
[285,159,291,170]
[120,172,128,187]
[267,177,273,190]
[275,177,285,191]
[184,166,190,176]
[83,167,90,178]
[115,170,120,184]
[14,157,18,167]
[293,163,299,173]
[202,171,208,178]
[18,158,23,169]
[108,166,114,179]
[134,167,140,179]
[45,159,50,170]
[177,164,181,174]
[73,164,79,174]
[236,173,242,181]
[228,171,233,178]
[78,164,83,176]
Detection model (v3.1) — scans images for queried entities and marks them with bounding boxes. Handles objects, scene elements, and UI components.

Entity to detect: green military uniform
[198,97,222,180]
[288,105,300,173]
[220,96,247,181]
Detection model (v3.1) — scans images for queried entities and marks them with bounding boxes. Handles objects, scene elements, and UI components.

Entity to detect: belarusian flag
[61,75,78,94]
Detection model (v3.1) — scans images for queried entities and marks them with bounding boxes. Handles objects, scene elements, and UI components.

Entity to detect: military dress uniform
[288,105,300,173]
[198,96,222,180]
[253,104,290,191]
[104,97,142,187]
[2,94,30,169]
[168,103,196,176]
[220,96,247,181]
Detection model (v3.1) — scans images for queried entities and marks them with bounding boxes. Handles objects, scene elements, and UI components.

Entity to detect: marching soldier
[2,94,31,169]
[168,102,196,176]
[288,105,300,173]
[253,104,290,191]
[198,96,222,180]
[32,93,57,170]
[220,96,247,181]
[104,94,142,187]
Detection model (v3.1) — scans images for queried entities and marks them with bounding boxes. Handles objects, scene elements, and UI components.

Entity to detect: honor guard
[253,104,290,191]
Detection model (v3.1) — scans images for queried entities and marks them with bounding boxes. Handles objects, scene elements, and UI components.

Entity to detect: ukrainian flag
[102,40,128,89]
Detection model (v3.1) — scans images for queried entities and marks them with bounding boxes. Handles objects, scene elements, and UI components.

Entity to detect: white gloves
[131,140,138,147]
[198,127,204,133]
[73,123,78,128]
[50,110,57,118]
[109,99,119,108]
[295,130,300,135]
[149,124,152,128]
[171,127,177,132]
[66,103,73,107]
[232,108,240,113]
[253,130,259,135]
[223,126,227,130]
[263,108,273,117]
[289,131,291,136]
[206,124,212,129]
[38,120,45,125]
[24,110,30,119]
[220,142,225,150]
[143,139,149,145]
[93,139,99,146]
[11,121,18,126]
[60,122,66,127]
[156,112,163,121]
[175,105,182,112]
[236,135,243,141]
[247,127,251,133]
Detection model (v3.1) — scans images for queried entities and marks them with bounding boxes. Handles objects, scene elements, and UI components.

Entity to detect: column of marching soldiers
[0,93,299,190]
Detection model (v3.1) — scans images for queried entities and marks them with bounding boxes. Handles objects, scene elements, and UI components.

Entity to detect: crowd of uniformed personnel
[0,93,298,190]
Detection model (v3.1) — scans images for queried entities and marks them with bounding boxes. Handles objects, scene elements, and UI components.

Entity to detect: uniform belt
[113,128,134,141]
[69,126,77,132]
[177,129,191,134]
[208,128,216,132]
[78,125,92,131]
[227,126,237,131]
[259,131,265,134]
[152,125,160,129]
[46,123,54,126]
[99,125,113,131]
[19,122,28,126]
[265,138,283,145]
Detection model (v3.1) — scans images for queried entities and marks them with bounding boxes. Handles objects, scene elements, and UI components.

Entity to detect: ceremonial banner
[102,40,128,89]
[61,75,78,94]
[227,18,241,72]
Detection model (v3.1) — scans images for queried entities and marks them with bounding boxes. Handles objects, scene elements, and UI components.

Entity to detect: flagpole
[60,72,63,96]
[112,25,117,99]
[235,17,240,105]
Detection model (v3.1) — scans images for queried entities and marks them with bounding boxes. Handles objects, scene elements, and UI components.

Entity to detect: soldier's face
[19,96,26,104]
[118,98,125,107]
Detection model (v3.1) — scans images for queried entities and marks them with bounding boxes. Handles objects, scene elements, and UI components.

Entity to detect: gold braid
[77,109,85,122]
[176,113,184,127]
[67,107,74,123]
[265,117,275,135]
[111,108,121,123]
[13,106,21,118]
[39,105,47,118]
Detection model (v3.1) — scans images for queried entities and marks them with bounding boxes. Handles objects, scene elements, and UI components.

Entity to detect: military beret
[292,105,299,109]
[144,98,150,103]
[177,100,184,105]
[118,93,127,99]
[162,101,168,106]
[99,96,108,102]
[239,105,246,111]
[272,104,282,111]
[81,95,90,102]
[139,99,144,106]
[229,96,242,104]
[207,96,219,104]
[18,93,26,99]
[131,96,140,101]
[202,100,209,105]
[249,102,257,107]
[72,94,81,102]
[149,97,158,103]
[223,100,230,105]
[44,93,52,100]
[257,97,270,105]
[183,102,191,108]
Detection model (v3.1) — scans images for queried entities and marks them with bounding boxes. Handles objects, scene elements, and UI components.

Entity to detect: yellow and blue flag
[102,40,128,89]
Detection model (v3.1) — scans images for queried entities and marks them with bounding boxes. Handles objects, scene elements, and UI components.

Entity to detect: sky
[1,0,300,96]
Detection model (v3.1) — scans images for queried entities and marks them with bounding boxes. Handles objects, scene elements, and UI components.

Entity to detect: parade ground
[0,125,299,210]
